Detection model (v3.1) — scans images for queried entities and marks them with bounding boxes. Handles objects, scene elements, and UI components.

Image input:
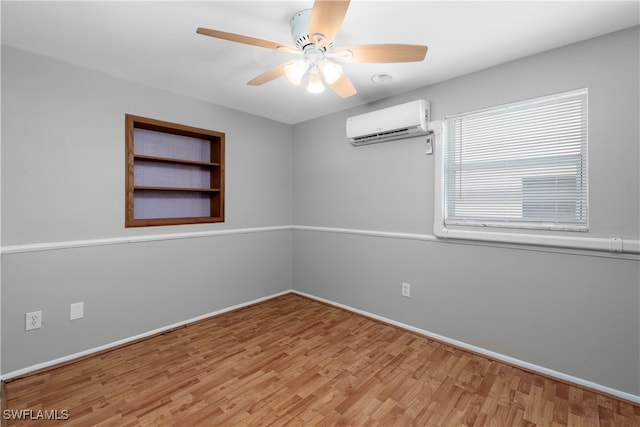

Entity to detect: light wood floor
[3,293,639,426]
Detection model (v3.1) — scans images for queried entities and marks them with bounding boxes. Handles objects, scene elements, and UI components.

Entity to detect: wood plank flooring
[3,293,639,426]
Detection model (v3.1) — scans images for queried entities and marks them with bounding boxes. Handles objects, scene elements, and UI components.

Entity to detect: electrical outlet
[26,311,42,331]
[401,282,411,298]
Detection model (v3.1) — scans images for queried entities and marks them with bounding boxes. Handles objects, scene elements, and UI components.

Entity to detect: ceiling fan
[196,0,428,98]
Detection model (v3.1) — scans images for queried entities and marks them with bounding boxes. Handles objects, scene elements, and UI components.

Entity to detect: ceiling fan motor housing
[290,8,333,51]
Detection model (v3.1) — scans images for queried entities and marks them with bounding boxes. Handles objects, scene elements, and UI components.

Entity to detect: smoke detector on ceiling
[371,73,393,83]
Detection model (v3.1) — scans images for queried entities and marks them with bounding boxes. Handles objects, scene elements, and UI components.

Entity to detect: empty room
[1,1,639,425]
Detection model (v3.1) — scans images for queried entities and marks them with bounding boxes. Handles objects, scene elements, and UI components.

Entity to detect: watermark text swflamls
[3,409,70,421]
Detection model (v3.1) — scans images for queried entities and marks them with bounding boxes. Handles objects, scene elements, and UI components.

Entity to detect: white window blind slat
[444,88,588,231]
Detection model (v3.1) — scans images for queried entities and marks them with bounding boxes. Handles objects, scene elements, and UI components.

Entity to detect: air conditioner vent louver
[346,100,431,146]
[351,128,412,143]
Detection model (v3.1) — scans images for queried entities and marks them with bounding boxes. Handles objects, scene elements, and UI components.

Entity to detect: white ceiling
[2,1,638,124]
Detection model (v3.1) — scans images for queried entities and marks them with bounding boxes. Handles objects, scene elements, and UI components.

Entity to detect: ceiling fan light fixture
[318,59,342,84]
[284,60,309,85]
[197,0,428,100]
[306,69,325,94]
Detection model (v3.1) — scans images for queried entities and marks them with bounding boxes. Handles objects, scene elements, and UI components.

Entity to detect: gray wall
[1,47,293,245]
[292,27,640,396]
[1,47,293,372]
[2,26,639,399]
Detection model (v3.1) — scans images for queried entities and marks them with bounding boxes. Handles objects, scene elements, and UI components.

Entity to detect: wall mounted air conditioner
[346,99,431,146]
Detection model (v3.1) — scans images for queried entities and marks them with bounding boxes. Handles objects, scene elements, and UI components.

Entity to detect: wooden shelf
[134,186,221,193]
[126,114,225,227]
[133,154,221,168]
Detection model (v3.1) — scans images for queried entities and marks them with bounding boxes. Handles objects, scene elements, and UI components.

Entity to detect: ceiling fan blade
[308,0,350,47]
[328,73,357,98]
[197,27,298,53]
[247,62,293,86]
[333,44,428,63]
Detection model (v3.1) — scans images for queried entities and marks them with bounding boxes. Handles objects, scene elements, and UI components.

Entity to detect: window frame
[125,114,225,227]
[441,88,588,232]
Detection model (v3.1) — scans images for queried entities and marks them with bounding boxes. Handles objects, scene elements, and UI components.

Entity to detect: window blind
[443,88,588,231]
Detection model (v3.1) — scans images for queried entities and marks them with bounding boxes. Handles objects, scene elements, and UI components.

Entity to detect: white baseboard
[292,290,640,405]
[1,290,291,381]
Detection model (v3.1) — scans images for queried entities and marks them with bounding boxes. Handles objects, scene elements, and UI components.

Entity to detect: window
[125,115,224,227]
[443,88,588,231]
